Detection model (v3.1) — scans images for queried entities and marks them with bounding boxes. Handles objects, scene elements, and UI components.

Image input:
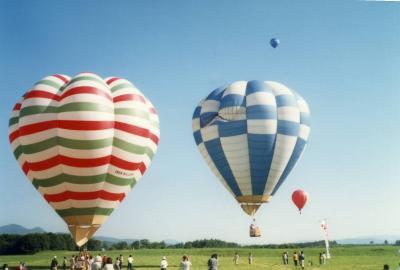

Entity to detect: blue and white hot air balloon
[192,80,310,217]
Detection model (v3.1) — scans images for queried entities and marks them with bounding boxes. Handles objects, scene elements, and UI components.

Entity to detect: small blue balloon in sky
[270,38,280,48]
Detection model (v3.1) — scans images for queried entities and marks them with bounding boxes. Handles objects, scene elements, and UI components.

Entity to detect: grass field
[0,246,399,270]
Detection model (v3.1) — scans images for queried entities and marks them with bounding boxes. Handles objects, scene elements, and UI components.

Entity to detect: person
[248,253,253,265]
[293,252,298,266]
[102,258,113,270]
[51,256,59,270]
[2,264,8,270]
[160,256,168,270]
[70,256,75,270]
[63,257,67,270]
[207,254,218,270]
[119,255,123,270]
[95,254,102,269]
[282,252,288,265]
[383,265,390,270]
[319,253,323,265]
[299,251,305,269]
[322,252,327,264]
[114,258,120,270]
[127,255,133,270]
[233,253,239,265]
[179,255,192,270]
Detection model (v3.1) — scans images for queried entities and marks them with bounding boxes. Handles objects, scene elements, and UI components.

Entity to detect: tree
[87,239,102,251]
[369,241,374,245]
[395,240,400,246]
[384,240,389,245]
[113,241,128,250]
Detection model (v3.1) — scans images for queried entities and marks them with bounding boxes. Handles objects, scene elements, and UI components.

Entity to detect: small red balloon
[292,189,308,213]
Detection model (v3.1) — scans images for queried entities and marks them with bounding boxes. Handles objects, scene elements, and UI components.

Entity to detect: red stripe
[53,74,69,83]
[44,190,125,203]
[22,162,29,175]
[106,77,120,85]
[24,90,60,101]
[149,107,157,114]
[9,130,19,143]
[18,120,58,137]
[110,155,146,174]
[114,121,149,137]
[60,86,112,101]
[113,94,146,103]
[149,133,160,145]
[26,154,143,172]
[13,103,22,111]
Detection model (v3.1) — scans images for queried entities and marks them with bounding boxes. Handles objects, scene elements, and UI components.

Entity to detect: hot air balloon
[8,72,160,247]
[192,80,310,235]
[292,189,308,213]
[270,38,280,48]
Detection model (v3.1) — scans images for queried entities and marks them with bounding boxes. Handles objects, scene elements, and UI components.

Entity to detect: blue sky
[0,0,399,244]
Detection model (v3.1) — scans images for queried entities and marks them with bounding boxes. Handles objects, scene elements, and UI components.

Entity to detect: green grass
[0,246,399,270]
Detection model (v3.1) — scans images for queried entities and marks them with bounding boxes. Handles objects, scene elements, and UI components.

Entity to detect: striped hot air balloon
[9,73,159,247]
[192,80,310,217]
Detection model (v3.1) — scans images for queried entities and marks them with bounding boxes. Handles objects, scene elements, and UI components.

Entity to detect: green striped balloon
[8,73,160,247]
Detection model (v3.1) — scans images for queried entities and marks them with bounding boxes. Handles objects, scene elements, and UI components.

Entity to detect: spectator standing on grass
[95,254,102,269]
[70,256,75,270]
[63,257,67,270]
[160,256,168,270]
[119,255,123,270]
[282,252,289,265]
[293,252,298,266]
[233,252,239,265]
[207,254,218,270]
[248,253,253,265]
[299,251,305,269]
[2,264,8,270]
[51,256,59,270]
[102,258,113,270]
[127,255,134,270]
[114,258,120,270]
[179,255,192,270]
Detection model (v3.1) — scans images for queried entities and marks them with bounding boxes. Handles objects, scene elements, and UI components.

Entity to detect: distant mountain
[336,235,400,245]
[0,224,46,234]
[93,236,138,244]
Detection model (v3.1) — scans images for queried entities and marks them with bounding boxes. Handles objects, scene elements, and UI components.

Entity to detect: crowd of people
[2,251,399,270]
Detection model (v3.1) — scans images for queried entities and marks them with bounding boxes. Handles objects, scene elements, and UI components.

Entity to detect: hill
[0,224,46,234]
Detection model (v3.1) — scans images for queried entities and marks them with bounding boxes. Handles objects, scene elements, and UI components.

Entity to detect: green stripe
[19,103,113,117]
[32,173,136,189]
[34,79,62,89]
[59,102,113,113]
[110,83,133,92]
[9,117,19,126]
[113,138,154,159]
[56,207,114,217]
[115,108,150,120]
[20,106,58,117]
[13,145,23,160]
[23,137,113,154]
[68,76,108,88]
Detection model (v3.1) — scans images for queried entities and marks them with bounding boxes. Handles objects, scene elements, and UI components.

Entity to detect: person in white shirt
[127,255,134,270]
[160,256,168,270]
[95,254,102,270]
[179,255,192,270]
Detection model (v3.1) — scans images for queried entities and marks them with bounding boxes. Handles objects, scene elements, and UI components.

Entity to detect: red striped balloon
[8,73,160,246]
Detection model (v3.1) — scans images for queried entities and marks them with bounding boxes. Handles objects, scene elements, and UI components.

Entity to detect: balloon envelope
[9,73,160,246]
[192,80,310,216]
[270,38,280,48]
[292,189,308,211]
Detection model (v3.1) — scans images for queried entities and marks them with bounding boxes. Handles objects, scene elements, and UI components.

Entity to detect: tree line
[0,232,344,255]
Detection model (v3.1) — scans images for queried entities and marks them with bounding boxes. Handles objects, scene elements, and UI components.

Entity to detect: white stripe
[59,146,113,159]
[200,100,220,114]
[200,125,219,142]
[22,98,59,107]
[59,129,114,140]
[192,118,200,132]
[264,135,298,194]
[50,199,120,210]
[198,142,235,197]
[222,81,247,97]
[220,134,252,195]
[219,107,246,121]
[60,94,113,106]
[277,107,300,122]
[58,111,114,121]
[298,125,311,141]
[247,119,277,134]
[246,92,276,106]
[19,113,57,126]
[39,182,131,195]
